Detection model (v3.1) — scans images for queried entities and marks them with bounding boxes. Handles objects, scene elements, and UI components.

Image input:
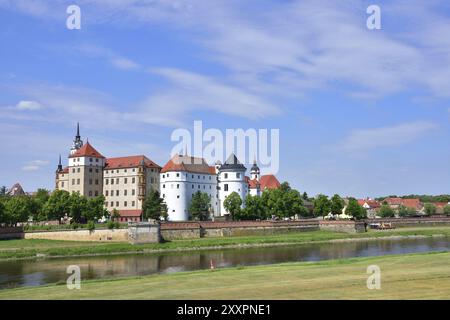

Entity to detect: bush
[87,220,95,231]
[114,221,121,229]
[107,220,115,229]
[71,222,79,230]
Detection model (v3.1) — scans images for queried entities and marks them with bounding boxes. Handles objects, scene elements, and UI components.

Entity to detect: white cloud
[338,121,438,153]
[21,160,49,171]
[133,68,281,126]
[77,44,141,71]
[16,100,43,111]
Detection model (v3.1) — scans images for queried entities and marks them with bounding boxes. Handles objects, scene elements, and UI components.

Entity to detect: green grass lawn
[1,226,450,260]
[1,251,449,299]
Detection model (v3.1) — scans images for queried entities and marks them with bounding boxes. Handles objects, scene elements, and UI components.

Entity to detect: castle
[56,124,280,221]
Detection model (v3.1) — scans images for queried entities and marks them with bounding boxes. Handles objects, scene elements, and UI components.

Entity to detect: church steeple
[56,154,63,173]
[70,122,84,155]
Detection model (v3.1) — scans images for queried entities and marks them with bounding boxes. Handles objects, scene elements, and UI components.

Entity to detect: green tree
[111,208,121,221]
[68,192,88,223]
[42,190,70,221]
[444,205,450,216]
[189,191,210,221]
[85,195,108,222]
[330,194,344,216]
[345,198,367,220]
[243,195,265,220]
[30,188,50,221]
[160,202,169,221]
[143,190,165,221]
[379,204,395,218]
[397,205,409,217]
[313,194,331,219]
[302,192,309,201]
[0,200,6,225]
[423,203,437,216]
[223,192,242,220]
[4,196,33,225]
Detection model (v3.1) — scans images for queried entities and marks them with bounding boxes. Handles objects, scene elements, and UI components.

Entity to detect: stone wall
[318,220,365,233]
[23,228,128,242]
[0,227,23,240]
[365,216,450,228]
[128,222,161,244]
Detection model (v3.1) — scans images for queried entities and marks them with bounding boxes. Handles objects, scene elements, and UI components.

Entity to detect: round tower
[250,160,260,181]
[218,154,247,216]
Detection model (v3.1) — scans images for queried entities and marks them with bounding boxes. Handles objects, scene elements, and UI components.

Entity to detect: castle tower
[250,160,260,181]
[68,141,105,198]
[70,122,84,155]
[218,154,247,216]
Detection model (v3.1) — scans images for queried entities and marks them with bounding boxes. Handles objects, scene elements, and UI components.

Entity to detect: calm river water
[1,237,449,289]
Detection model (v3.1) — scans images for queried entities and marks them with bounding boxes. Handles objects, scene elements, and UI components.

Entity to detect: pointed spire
[59,154,62,166]
[57,154,63,173]
[76,122,80,138]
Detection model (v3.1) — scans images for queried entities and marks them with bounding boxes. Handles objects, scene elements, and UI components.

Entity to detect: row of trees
[0,189,108,226]
[377,203,450,218]
[312,194,367,220]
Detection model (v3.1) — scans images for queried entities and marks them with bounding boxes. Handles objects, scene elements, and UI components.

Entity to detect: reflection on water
[0,237,449,289]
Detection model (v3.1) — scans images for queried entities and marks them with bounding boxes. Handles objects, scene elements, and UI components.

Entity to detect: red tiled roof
[118,210,142,217]
[248,179,260,189]
[401,198,422,209]
[259,175,281,190]
[433,202,449,208]
[357,199,366,206]
[105,155,160,170]
[384,197,403,205]
[69,142,105,158]
[161,154,216,175]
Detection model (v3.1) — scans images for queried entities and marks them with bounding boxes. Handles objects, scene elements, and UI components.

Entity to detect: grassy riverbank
[1,251,450,299]
[1,226,450,260]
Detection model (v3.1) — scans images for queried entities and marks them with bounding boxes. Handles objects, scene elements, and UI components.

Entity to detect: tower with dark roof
[250,160,260,181]
[217,154,247,216]
[70,122,84,155]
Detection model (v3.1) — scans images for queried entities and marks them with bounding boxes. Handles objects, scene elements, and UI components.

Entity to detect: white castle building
[160,154,280,221]
[56,124,280,222]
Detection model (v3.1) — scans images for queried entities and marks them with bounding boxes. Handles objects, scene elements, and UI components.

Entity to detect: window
[95,191,98,196]
[89,179,93,185]
[209,176,211,180]
[89,168,92,173]
[198,185,200,189]
[132,201,135,206]
[192,185,194,189]
[77,168,80,173]
[192,175,194,178]
[95,169,99,173]
[72,179,75,185]
[124,178,128,184]
[116,178,119,184]
[89,191,92,196]
[105,202,108,207]
[177,184,180,189]
[116,201,119,207]
[203,176,205,179]
[177,195,180,199]
[176,173,180,177]
[162,174,165,178]
[95,179,99,185]
[124,190,127,196]
[116,190,119,196]
[111,179,114,185]
[224,184,229,191]
[203,185,206,189]
[110,201,113,207]
[61,182,64,187]
[132,178,135,183]
[163,184,165,189]
[224,173,228,179]
[132,168,135,172]
[124,201,127,207]
[105,179,109,185]
[72,168,75,173]
[236,173,241,178]
[77,179,80,185]
[132,189,135,195]
[106,190,109,196]
[96,158,99,163]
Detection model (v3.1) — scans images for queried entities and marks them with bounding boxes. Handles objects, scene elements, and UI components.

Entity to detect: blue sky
[0,0,449,198]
